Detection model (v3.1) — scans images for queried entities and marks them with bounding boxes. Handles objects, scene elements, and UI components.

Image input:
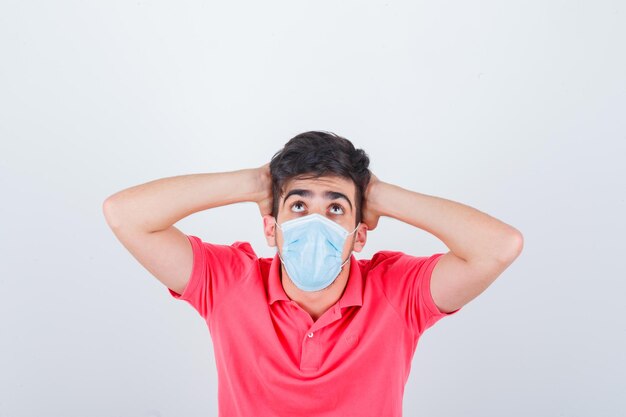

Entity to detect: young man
[103,131,523,416]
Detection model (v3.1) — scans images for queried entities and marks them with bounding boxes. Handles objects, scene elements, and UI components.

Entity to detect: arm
[102,164,272,294]
[362,176,523,313]
[103,165,272,232]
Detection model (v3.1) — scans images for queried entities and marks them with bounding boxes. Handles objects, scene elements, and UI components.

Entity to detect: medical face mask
[274,213,360,292]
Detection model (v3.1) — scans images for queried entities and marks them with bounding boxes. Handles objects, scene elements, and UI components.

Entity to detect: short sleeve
[168,234,257,322]
[375,251,461,337]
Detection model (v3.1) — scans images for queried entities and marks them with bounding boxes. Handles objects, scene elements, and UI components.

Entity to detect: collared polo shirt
[168,234,461,417]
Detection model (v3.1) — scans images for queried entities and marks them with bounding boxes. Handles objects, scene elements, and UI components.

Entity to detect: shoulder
[189,237,259,272]
[193,238,258,258]
[362,250,409,270]
[361,249,444,278]
[230,241,258,259]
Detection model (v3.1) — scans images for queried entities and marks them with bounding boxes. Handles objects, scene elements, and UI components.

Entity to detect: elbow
[102,197,122,229]
[497,228,524,265]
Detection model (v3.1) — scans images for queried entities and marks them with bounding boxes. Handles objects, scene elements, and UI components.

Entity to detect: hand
[254,163,273,217]
[361,173,381,231]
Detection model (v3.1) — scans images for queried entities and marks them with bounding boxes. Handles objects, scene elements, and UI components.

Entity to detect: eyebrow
[282,189,353,211]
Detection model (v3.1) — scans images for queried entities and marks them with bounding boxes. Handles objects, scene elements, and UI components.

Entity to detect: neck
[280,263,350,321]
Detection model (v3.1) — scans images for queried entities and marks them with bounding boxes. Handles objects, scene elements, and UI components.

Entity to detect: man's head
[262,130,372,295]
[262,130,371,260]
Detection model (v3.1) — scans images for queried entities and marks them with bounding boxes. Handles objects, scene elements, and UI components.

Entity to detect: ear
[352,223,368,253]
[263,214,277,247]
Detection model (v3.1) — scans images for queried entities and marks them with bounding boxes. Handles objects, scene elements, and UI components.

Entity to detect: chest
[209,286,415,376]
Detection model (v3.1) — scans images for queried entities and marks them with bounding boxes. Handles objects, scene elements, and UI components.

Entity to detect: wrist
[365,178,385,218]
[249,165,272,204]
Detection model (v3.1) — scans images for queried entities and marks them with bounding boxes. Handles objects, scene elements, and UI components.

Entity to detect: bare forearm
[368,181,523,264]
[103,168,265,232]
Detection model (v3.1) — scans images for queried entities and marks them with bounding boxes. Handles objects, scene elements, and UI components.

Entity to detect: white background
[1,1,624,416]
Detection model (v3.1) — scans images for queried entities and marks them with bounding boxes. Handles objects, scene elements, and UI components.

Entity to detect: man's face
[263,174,367,261]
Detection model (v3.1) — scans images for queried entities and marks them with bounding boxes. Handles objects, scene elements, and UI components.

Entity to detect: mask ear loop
[348,222,361,235]
[274,218,286,265]
[339,222,361,269]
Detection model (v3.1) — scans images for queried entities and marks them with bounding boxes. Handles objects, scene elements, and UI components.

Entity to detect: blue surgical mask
[274,213,360,292]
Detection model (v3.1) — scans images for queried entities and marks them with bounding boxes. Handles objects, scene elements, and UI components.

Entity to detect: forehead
[283,175,355,198]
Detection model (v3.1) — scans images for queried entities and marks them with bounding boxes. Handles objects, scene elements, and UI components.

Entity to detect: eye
[290,201,306,212]
[329,204,344,215]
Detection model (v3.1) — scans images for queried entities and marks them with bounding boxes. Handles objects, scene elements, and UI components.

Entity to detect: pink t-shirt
[169,234,461,417]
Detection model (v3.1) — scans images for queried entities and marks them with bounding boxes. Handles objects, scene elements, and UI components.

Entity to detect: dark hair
[269,131,371,227]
